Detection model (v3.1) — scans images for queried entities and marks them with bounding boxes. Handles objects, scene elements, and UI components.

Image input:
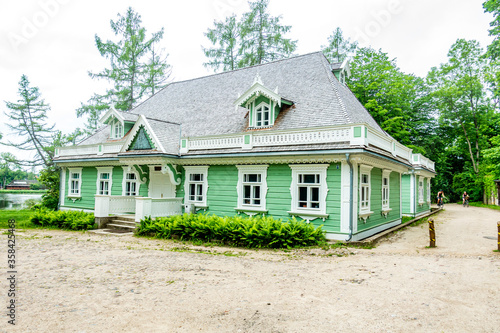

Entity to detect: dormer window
[234,73,293,130]
[255,103,270,127]
[110,119,123,139]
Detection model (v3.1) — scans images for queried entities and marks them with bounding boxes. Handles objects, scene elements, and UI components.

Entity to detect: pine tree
[239,0,297,67]
[202,0,297,72]
[322,27,358,63]
[3,75,55,168]
[78,7,171,133]
[203,15,241,72]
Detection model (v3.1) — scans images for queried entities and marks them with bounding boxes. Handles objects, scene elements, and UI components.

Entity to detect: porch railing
[135,197,183,222]
[95,195,183,222]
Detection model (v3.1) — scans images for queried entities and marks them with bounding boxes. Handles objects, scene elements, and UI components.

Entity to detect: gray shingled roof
[132,51,385,137]
[72,52,387,156]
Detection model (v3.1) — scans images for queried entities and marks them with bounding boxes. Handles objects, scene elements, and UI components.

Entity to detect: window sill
[67,195,81,203]
[235,207,268,216]
[358,211,374,223]
[288,211,329,222]
[381,208,392,218]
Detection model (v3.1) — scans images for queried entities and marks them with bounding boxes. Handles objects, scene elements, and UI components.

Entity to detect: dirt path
[1,204,499,333]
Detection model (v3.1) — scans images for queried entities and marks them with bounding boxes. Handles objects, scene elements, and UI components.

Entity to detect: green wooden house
[54,52,435,241]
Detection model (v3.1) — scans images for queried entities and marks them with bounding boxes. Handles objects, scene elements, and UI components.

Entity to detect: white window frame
[359,165,373,217]
[418,176,424,204]
[110,118,123,139]
[427,178,431,203]
[254,101,271,128]
[289,164,329,218]
[236,165,268,214]
[68,167,82,198]
[184,166,209,207]
[382,169,391,211]
[96,167,113,196]
[122,168,140,196]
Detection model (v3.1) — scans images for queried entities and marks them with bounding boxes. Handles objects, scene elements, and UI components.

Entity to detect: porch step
[106,223,136,230]
[114,215,136,222]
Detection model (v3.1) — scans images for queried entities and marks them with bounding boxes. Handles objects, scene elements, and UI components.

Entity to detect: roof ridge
[318,53,350,122]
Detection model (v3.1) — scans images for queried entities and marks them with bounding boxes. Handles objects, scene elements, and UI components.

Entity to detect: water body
[0,193,43,210]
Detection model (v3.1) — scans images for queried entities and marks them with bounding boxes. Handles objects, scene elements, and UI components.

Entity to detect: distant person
[437,190,445,207]
[462,191,470,207]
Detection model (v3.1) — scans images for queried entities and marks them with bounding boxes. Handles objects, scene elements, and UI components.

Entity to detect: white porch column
[135,197,152,222]
[95,195,110,217]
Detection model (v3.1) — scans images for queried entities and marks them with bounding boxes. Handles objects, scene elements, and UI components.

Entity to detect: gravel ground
[1,203,499,332]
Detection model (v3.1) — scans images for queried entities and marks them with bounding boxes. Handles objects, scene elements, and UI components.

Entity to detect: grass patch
[0,189,47,194]
[469,202,500,211]
[0,209,36,229]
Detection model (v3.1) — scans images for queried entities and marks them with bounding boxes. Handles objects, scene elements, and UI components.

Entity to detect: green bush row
[30,208,96,230]
[136,213,326,249]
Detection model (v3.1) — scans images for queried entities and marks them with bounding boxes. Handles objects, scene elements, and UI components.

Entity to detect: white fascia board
[119,115,166,153]
[99,106,124,125]
[234,82,282,108]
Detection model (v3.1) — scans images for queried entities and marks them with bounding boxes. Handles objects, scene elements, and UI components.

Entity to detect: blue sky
[0,0,493,164]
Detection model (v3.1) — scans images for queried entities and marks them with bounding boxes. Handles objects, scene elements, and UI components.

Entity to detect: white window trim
[184,166,209,207]
[418,176,424,204]
[67,167,82,198]
[427,178,431,203]
[359,165,373,221]
[122,166,140,196]
[96,167,113,196]
[289,164,329,221]
[235,165,268,215]
[110,118,123,139]
[381,169,392,213]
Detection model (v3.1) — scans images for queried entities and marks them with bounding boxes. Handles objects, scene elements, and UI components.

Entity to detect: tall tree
[239,0,297,67]
[78,7,171,133]
[427,39,491,174]
[347,47,433,147]
[202,0,297,72]
[2,75,55,168]
[322,27,358,63]
[483,0,500,60]
[142,41,171,96]
[203,15,241,72]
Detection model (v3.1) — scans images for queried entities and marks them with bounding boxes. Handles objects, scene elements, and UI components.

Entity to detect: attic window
[110,119,123,139]
[255,103,270,127]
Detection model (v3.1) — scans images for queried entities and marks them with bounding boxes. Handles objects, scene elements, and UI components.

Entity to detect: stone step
[111,219,137,227]
[106,223,136,230]
[114,215,136,222]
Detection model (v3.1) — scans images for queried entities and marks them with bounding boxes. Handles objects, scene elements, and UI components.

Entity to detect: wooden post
[428,218,436,248]
[497,222,500,252]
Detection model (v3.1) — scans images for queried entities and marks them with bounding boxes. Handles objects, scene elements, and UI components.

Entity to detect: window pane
[190,174,202,182]
[299,186,308,201]
[101,173,110,180]
[302,174,318,184]
[362,174,368,184]
[244,185,251,199]
[189,184,196,200]
[196,184,203,196]
[311,187,319,202]
[247,174,259,182]
[126,173,136,180]
[253,185,260,200]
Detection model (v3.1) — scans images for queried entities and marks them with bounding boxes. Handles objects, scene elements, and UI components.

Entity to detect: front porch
[95,195,183,223]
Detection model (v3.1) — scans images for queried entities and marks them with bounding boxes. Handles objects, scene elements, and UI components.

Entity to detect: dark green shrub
[136,213,325,249]
[30,208,96,230]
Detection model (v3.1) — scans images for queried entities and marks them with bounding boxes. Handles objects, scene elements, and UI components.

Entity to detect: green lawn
[0,209,36,229]
[468,202,500,211]
[0,189,47,194]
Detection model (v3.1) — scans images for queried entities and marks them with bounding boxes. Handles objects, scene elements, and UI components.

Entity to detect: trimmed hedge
[30,208,96,230]
[136,213,326,249]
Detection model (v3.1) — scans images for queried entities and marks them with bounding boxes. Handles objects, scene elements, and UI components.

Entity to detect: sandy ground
[1,203,499,333]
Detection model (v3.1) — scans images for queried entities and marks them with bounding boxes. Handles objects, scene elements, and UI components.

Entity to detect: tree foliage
[321,27,358,63]
[3,75,55,168]
[78,7,171,133]
[203,0,297,72]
